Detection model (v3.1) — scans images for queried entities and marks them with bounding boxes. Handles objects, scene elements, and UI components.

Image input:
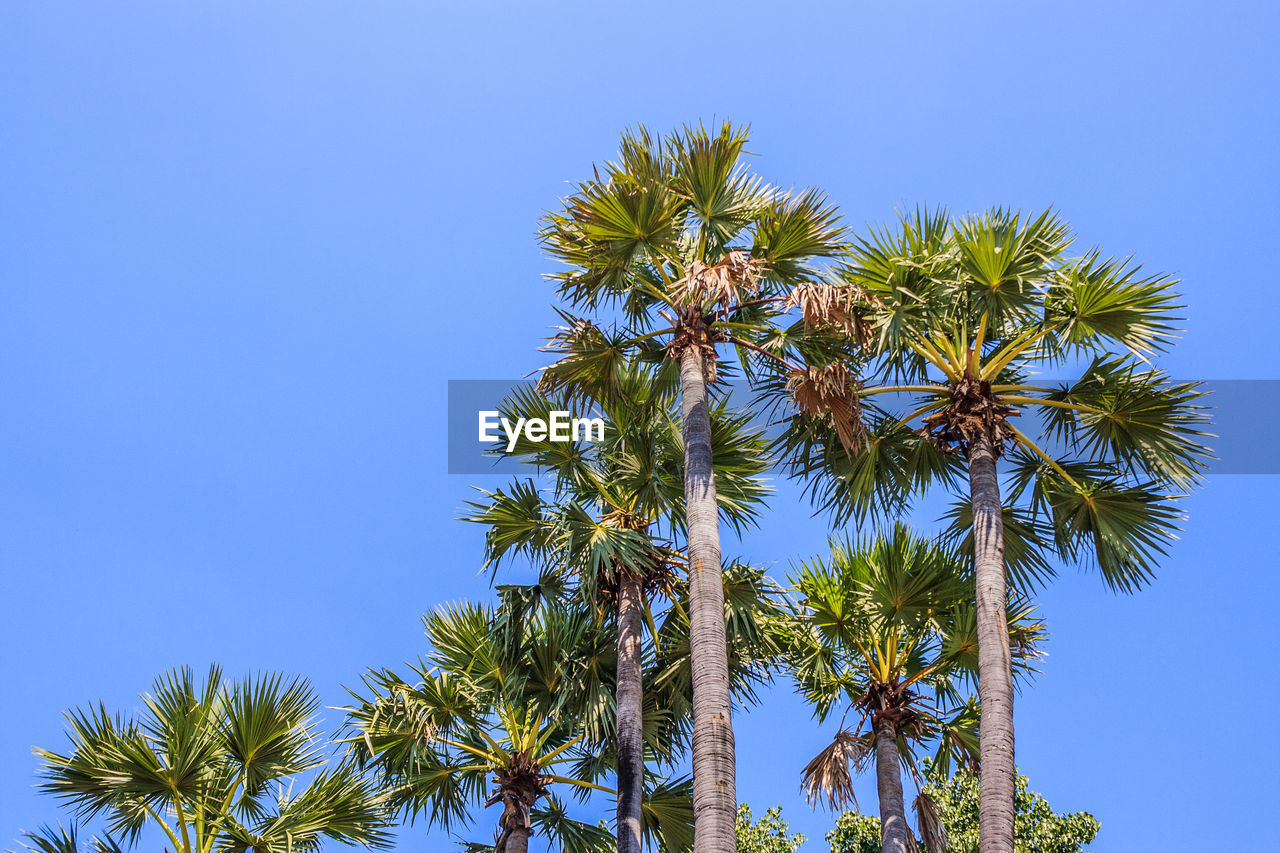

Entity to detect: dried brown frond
[914,792,948,853]
[673,250,765,312]
[540,315,603,356]
[665,251,766,376]
[787,362,866,453]
[801,729,872,811]
[785,282,873,347]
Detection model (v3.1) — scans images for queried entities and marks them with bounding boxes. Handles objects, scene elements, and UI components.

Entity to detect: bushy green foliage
[925,767,1099,853]
[825,764,1100,853]
[824,812,882,853]
[736,805,806,853]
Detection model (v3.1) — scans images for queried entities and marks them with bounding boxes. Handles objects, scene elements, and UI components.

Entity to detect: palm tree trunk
[966,428,1015,853]
[495,793,532,853]
[678,346,737,853]
[616,572,645,853]
[502,827,530,853]
[874,718,912,853]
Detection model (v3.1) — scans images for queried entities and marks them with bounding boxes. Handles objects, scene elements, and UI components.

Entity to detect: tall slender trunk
[502,826,529,853]
[495,794,532,853]
[966,429,1015,853]
[678,346,737,853]
[874,717,912,853]
[616,573,645,853]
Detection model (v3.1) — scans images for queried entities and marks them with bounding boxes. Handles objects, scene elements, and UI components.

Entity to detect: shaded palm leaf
[801,730,872,811]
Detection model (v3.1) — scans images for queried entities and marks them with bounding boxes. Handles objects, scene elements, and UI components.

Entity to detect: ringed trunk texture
[616,573,645,853]
[874,718,912,853]
[678,346,737,853]
[966,429,1015,853]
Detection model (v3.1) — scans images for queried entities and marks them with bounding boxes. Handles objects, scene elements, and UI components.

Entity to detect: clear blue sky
[3,3,1277,851]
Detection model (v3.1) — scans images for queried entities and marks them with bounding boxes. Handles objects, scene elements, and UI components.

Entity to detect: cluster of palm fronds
[527,123,1207,853]
[18,123,1210,853]
[24,667,392,853]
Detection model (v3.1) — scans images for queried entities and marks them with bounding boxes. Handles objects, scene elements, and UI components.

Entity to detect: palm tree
[782,524,1044,853]
[345,601,610,853]
[32,666,390,853]
[477,559,786,853]
[775,208,1210,853]
[463,366,770,853]
[540,122,846,853]
[352,681,605,853]
[346,600,697,853]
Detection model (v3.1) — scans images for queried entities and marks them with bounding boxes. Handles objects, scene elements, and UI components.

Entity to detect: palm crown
[537,122,858,443]
[783,525,1045,853]
[33,666,390,853]
[463,367,782,853]
[780,207,1211,591]
[540,122,845,362]
[344,602,620,853]
[788,525,1044,790]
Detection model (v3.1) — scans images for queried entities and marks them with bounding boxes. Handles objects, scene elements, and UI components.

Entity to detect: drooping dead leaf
[673,250,764,312]
[785,282,873,347]
[787,362,866,452]
[914,792,948,853]
[801,729,872,811]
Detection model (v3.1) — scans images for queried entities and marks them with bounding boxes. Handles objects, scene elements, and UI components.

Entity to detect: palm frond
[1040,356,1212,489]
[1041,477,1183,593]
[800,730,871,811]
[641,775,695,853]
[914,792,947,853]
[1044,250,1181,357]
[530,794,612,853]
[12,824,124,853]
